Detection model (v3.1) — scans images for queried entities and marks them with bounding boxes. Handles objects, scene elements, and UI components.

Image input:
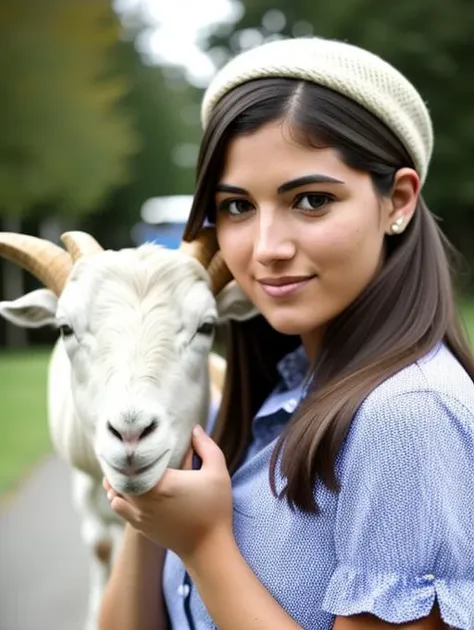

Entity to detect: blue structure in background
[132,222,185,249]
[132,195,193,250]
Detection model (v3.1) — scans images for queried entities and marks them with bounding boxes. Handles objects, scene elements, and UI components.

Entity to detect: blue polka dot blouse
[163,343,474,629]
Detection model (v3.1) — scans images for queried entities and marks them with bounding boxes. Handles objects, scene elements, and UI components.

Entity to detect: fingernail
[193,424,204,436]
[107,490,114,501]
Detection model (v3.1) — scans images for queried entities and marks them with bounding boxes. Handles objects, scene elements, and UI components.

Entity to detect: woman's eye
[59,324,74,337]
[294,193,334,212]
[219,198,254,217]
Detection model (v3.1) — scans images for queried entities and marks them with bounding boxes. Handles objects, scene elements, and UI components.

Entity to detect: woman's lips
[257,276,316,298]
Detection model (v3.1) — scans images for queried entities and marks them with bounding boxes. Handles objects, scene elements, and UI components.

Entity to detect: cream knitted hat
[201,37,433,184]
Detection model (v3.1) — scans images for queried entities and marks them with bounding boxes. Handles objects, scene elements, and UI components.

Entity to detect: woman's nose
[253,216,296,266]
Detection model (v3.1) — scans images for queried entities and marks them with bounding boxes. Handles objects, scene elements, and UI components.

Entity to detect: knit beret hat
[201,37,433,184]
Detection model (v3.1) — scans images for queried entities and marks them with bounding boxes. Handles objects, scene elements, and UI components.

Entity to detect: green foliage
[0,349,51,496]
[0,0,206,251]
[0,0,139,218]
[80,39,202,248]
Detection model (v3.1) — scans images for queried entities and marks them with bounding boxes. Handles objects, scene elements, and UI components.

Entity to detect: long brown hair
[184,78,474,512]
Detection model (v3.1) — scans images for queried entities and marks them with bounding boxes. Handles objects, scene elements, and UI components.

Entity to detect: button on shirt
[163,343,474,629]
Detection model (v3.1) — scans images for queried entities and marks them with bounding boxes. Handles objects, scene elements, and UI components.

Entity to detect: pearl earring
[390,217,404,234]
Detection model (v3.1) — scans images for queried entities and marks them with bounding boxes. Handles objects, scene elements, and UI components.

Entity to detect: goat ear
[0,288,58,328]
[216,280,258,322]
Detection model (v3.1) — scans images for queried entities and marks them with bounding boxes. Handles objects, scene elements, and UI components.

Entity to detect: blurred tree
[206,0,474,269]
[0,0,138,218]
[81,37,202,248]
[0,0,139,347]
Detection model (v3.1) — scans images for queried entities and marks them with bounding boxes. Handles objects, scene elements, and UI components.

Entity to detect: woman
[99,37,474,629]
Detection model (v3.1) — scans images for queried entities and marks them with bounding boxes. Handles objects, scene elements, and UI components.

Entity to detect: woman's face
[215,120,413,353]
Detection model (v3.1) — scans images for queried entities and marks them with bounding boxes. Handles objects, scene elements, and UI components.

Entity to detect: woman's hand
[104,425,233,565]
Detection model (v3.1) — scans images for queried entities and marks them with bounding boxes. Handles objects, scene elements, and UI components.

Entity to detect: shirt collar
[276,345,310,391]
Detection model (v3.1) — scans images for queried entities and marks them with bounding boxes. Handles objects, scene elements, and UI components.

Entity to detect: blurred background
[1,3,474,628]
[1,0,474,504]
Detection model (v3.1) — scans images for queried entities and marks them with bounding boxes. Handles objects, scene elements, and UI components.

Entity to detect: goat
[0,229,256,630]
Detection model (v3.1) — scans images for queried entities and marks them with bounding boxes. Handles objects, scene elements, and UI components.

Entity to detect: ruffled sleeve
[322,389,474,629]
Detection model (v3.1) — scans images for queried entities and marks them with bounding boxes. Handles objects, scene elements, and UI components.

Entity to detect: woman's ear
[384,168,421,235]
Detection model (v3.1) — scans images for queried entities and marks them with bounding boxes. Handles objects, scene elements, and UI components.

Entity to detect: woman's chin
[263,315,309,336]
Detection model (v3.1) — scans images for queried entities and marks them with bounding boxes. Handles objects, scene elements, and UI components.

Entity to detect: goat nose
[106,418,158,444]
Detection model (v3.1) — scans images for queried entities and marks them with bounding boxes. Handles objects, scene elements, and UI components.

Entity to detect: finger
[191,424,226,470]
[182,446,193,471]
[107,488,120,502]
[109,495,141,526]
[103,478,124,499]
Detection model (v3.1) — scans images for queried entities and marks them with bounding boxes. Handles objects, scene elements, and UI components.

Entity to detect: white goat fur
[0,242,255,630]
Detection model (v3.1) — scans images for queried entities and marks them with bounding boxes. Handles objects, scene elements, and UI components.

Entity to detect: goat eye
[59,324,74,337]
[197,321,215,336]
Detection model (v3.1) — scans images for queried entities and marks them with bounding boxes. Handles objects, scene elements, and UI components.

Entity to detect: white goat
[0,230,256,630]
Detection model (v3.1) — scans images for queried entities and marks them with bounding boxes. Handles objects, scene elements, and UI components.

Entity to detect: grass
[0,348,52,497]
[0,301,474,498]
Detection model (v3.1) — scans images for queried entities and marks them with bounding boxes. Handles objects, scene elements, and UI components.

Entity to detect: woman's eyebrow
[215,183,248,195]
[215,174,344,196]
[277,174,344,193]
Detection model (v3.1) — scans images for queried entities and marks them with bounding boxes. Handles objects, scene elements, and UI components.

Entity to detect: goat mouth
[103,450,170,478]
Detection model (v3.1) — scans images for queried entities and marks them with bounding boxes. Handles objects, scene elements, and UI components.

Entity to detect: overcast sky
[113,0,243,86]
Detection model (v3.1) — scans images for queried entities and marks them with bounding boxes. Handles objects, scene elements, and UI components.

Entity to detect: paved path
[0,455,89,630]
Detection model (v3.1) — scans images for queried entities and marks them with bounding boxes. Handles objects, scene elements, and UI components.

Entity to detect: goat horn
[207,251,233,295]
[61,231,103,262]
[179,227,219,269]
[179,228,233,295]
[0,233,72,296]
